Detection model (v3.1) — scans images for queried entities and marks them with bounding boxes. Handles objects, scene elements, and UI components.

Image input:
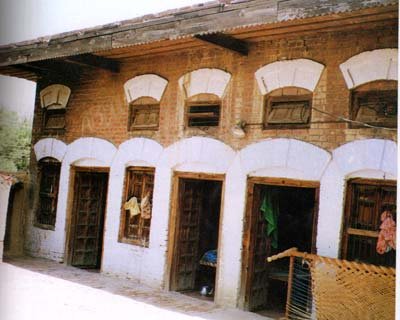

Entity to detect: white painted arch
[240,138,331,180]
[178,68,232,99]
[145,137,235,287]
[340,48,398,89]
[34,138,67,162]
[160,136,235,173]
[317,139,397,258]
[124,74,168,103]
[27,138,67,262]
[39,138,116,262]
[63,137,117,167]
[102,138,163,280]
[216,138,330,307]
[255,59,325,95]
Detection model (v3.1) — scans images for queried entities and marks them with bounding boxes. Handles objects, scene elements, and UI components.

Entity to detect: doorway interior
[169,174,223,301]
[242,179,318,317]
[68,169,109,270]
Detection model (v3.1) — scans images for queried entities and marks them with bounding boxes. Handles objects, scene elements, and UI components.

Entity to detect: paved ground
[0,256,271,320]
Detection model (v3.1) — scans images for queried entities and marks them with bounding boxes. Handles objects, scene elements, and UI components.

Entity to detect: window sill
[118,237,149,248]
[34,222,55,231]
[263,124,310,130]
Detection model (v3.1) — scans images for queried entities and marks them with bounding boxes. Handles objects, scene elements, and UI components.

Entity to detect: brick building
[0,0,397,316]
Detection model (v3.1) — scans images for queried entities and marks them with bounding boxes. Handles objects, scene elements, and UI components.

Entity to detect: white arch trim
[160,136,235,173]
[333,139,397,178]
[239,138,331,180]
[124,74,168,103]
[255,59,325,95]
[340,49,398,89]
[112,138,163,168]
[34,138,67,162]
[317,139,397,258]
[178,68,231,99]
[64,137,117,167]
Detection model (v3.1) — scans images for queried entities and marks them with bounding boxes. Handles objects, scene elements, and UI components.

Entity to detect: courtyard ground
[0,256,271,320]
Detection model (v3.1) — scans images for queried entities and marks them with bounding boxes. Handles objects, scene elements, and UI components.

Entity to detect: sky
[0,0,204,119]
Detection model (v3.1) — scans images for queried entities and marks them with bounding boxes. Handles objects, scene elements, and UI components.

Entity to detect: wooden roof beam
[61,53,120,73]
[194,33,249,56]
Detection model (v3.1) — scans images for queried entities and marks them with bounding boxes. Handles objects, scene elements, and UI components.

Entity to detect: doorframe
[165,171,225,295]
[64,166,109,267]
[239,177,320,310]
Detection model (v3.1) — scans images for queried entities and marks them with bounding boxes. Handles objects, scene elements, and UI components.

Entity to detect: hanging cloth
[376,210,396,254]
[124,196,141,218]
[140,192,152,219]
[261,192,279,249]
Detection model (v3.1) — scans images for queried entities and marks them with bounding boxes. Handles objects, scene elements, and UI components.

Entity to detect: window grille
[187,104,220,127]
[36,158,61,227]
[119,167,155,247]
[342,180,396,267]
[129,104,159,130]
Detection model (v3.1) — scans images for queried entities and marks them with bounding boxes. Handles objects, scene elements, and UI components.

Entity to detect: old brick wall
[31,25,397,154]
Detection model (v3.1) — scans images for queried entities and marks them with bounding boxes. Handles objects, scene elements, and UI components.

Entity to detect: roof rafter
[61,53,120,73]
[194,33,249,56]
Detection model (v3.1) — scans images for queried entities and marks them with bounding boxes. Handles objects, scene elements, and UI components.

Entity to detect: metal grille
[188,104,220,127]
[344,182,396,267]
[37,159,61,226]
[122,167,154,246]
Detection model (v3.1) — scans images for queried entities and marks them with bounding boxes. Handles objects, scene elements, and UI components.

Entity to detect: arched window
[40,84,70,134]
[36,157,61,228]
[340,49,397,128]
[124,74,168,131]
[255,59,324,129]
[179,68,231,128]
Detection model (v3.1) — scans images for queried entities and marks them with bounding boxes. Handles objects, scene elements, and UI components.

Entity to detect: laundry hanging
[124,196,141,218]
[376,210,396,254]
[140,192,152,219]
[261,192,279,249]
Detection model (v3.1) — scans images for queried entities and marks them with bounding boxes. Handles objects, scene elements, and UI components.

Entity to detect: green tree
[0,109,31,172]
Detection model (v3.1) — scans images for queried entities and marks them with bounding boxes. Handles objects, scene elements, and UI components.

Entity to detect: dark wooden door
[171,179,202,291]
[71,171,108,269]
[245,183,317,311]
[246,185,271,311]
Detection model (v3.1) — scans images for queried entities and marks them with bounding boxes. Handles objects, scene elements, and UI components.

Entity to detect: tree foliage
[0,109,31,172]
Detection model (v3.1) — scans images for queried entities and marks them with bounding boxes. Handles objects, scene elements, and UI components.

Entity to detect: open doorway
[68,169,109,269]
[241,178,318,318]
[169,174,223,301]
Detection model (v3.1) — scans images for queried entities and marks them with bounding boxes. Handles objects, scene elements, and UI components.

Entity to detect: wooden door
[246,185,271,311]
[171,179,202,291]
[243,182,318,311]
[71,171,108,269]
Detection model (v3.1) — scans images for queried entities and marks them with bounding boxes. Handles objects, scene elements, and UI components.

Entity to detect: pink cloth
[376,211,396,254]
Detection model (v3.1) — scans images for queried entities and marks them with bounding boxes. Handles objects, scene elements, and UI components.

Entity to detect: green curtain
[261,192,279,249]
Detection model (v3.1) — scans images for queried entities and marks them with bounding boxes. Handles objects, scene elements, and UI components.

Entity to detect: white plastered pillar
[0,177,13,261]
[56,138,116,262]
[317,139,397,258]
[27,138,67,261]
[101,138,164,284]
[217,138,331,307]
[157,137,235,291]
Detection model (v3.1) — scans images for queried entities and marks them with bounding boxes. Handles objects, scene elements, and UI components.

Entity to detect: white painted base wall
[0,180,12,261]
[28,136,397,307]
